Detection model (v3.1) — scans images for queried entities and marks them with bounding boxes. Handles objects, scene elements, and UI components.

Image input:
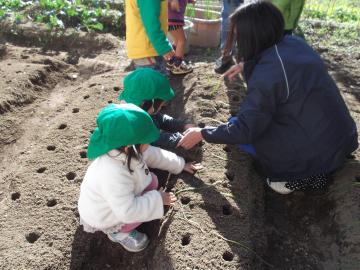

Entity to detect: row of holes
[181,196,233,215]
[11,192,57,207]
[23,86,120,245]
[181,234,234,261]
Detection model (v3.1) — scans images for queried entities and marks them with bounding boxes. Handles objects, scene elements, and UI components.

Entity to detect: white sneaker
[107,230,150,252]
[266,178,293,194]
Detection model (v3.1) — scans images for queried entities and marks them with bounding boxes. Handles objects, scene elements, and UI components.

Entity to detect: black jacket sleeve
[152,113,185,133]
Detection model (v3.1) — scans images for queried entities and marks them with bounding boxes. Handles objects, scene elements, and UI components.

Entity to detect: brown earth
[0,28,359,270]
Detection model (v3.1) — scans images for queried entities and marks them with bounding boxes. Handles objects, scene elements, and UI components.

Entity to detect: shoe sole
[171,69,193,75]
[107,235,150,253]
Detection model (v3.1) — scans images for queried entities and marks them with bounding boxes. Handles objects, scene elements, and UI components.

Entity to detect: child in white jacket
[78,103,200,252]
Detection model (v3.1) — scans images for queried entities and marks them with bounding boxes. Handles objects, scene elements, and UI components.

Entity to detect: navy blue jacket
[202,36,358,180]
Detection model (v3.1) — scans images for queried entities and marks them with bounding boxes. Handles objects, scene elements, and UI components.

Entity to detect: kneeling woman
[178,1,358,194]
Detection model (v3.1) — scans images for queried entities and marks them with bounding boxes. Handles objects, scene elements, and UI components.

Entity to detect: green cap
[87,103,160,160]
[119,68,175,106]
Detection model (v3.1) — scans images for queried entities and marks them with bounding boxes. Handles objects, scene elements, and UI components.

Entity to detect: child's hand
[170,0,180,11]
[159,187,177,206]
[184,123,195,130]
[183,162,203,174]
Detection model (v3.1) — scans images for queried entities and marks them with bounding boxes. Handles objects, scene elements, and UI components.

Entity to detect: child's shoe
[107,230,150,252]
[266,179,293,195]
[171,61,193,75]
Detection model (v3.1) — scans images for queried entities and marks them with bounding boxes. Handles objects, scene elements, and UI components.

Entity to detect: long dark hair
[141,99,164,113]
[116,144,142,173]
[224,1,285,62]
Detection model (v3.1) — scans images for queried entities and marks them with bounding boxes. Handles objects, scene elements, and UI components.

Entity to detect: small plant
[185,4,196,18]
[204,0,218,20]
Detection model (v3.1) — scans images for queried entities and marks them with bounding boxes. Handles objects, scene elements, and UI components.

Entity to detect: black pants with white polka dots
[284,173,329,191]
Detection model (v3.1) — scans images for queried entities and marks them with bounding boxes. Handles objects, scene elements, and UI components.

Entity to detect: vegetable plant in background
[0,0,125,35]
[185,3,221,48]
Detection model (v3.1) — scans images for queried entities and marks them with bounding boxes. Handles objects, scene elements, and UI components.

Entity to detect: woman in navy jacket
[178,1,358,194]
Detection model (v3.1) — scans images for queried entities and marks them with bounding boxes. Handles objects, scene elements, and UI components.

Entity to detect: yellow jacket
[125,0,172,59]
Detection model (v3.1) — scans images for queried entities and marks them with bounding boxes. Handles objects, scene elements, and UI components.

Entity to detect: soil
[0,26,359,270]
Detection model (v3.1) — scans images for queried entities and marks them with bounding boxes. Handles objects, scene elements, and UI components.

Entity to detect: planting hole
[83,95,90,99]
[37,167,47,173]
[108,100,113,104]
[181,196,191,205]
[181,234,191,246]
[58,123,67,129]
[47,145,56,151]
[222,251,234,261]
[90,129,94,134]
[225,172,234,181]
[46,199,57,207]
[80,151,87,158]
[222,205,232,216]
[26,232,40,243]
[355,176,360,182]
[113,86,120,91]
[11,192,20,201]
[66,172,76,181]
[198,122,205,128]
[72,108,79,113]
[223,146,230,152]
[232,95,240,102]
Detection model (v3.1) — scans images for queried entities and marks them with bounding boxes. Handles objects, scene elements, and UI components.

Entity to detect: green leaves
[0,0,125,35]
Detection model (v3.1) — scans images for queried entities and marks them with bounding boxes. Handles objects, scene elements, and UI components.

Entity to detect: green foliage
[304,0,360,24]
[0,0,125,35]
[185,4,196,18]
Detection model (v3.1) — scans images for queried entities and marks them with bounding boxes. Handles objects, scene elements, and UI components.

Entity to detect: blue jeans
[221,0,244,51]
[133,56,168,75]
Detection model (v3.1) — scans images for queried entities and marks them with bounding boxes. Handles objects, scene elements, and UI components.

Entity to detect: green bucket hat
[87,103,160,160]
[119,68,175,106]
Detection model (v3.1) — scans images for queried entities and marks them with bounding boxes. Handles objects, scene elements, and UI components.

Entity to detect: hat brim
[87,125,160,160]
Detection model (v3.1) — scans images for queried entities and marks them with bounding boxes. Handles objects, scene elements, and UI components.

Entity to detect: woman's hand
[159,187,177,206]
[170,0,180,11]
[177,127,203,149]
[183,162,203,174]
[222,62,244,81]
